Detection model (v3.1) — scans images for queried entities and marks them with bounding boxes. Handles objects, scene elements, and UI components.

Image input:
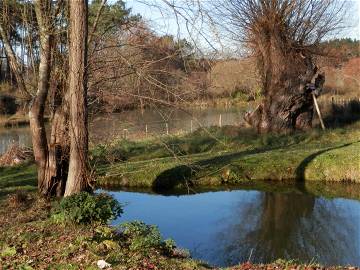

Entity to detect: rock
[97,259,111,269]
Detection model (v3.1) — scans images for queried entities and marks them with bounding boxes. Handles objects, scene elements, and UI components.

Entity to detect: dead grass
[208,58,260,100]
[320,57,360,98]
[0,143,33,166]
[208,56,359,103]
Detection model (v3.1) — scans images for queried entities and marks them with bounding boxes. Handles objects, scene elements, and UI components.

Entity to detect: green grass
[1,124,360,198]
[96,124,360,189]
[0,163,36,199]
[1,125,360,269]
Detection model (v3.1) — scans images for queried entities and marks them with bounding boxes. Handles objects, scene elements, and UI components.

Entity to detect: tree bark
[0,0,70,197]
[29,0,70,197]
[64,0,91,196]
[29,0,54,195]
[244,34,325,133]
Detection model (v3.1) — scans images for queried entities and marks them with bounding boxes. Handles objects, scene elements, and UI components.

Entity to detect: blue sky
[125,0,360,40]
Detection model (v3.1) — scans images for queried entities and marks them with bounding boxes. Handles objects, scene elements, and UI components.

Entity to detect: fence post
[312,93,325,130]
[219,114,222,127]
[190,119,193,133]
[166,123,169,135]
[123,129,128,139]
[145,124,148,137]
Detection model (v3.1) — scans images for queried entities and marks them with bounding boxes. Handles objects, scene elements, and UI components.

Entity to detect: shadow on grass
[324,99,360,128]
[152,145,293,190]
[294,141,358,181]
[0,163,37,199]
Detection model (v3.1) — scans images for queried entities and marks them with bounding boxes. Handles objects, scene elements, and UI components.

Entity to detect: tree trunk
[0,0,70,197]
[244,34,325,133]
[0,23,31,100]
[64,0,91,196]
[29,0,53,195]
[29,0,70,197]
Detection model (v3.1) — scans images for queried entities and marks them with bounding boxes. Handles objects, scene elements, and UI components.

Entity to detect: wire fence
[90,112,242,143]
[91,96,360,142]
[0,96,359,153]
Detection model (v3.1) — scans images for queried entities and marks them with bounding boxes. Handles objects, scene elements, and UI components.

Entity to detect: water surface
[108,187,360,267]
[0,106,248,154]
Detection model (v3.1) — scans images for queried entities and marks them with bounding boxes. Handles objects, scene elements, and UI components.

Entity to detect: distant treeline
[0,0,358,114]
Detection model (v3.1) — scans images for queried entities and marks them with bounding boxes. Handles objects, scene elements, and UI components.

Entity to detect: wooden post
[145,124,148,137]
[312,93,325,130]
[190,119,193,133]
[123,129,128,139]
[219,114,222,127]
[165,123,169,135]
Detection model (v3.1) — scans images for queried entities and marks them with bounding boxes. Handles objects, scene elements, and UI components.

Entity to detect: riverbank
[0,114,29,128]
[1,123,360,195]
[1,186,359,269]
[1,130,360,268]
[0,114,51,128]
[96,123,360,189]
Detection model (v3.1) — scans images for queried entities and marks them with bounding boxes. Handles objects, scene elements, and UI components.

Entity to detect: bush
[120,221,162,251]
[119,222,180,254]
[52,192,123,224]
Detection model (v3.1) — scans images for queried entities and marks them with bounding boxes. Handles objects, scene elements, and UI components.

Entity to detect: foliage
[52,192,122,224]
[119,221,178,256]
[119,221,162,251]
[88,0,138,36]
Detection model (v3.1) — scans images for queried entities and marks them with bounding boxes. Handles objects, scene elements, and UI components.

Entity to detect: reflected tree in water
[213,192,359,266]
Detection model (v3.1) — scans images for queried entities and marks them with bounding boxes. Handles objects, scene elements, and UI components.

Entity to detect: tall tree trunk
[0,0,70,197]
[64,0,91,196]
[29,0,53,195]
[29,0,70,197]
[244,34,325,133]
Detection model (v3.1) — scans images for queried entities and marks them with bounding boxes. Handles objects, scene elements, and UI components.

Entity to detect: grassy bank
[0,184,358,269]
[0,163,36,199]
[1,125,360,269]
[0,192,210,270]
[1,124,359,195]
[95,124,360,189]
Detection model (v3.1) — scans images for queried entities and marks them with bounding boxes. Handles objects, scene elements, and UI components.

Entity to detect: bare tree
[143,0,346,132]
[212,0,345,132]
[64,0,91,196]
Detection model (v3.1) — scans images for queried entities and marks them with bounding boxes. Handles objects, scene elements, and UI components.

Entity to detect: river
[0,106,249,154]
[107,184,360,267]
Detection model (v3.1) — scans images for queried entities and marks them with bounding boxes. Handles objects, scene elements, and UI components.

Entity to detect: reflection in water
[109,188,360,267]
[214,192,359,266]
[0,128,32,154]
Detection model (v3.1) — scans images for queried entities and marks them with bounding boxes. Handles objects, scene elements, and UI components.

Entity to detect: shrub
[119,221,185,257]
[120,221,162,251]
[52,192,123,224]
